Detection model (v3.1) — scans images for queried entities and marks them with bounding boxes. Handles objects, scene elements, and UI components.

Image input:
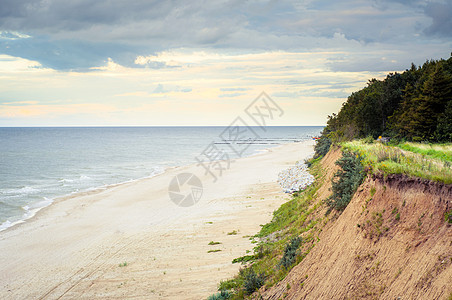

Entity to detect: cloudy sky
[0,0,451,126]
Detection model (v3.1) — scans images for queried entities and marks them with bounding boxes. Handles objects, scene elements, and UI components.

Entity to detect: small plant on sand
[208,241,221,245]
[208,249,222,253]
[119,262,128,267]
[227,230,238,235]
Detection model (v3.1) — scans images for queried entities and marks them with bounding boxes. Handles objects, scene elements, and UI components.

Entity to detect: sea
[0,126,322,231]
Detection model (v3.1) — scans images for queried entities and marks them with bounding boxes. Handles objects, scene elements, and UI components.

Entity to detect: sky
[0,0,451,126]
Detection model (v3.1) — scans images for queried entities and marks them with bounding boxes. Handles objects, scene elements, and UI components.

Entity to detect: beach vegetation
[313,131,331,158]
[207,290,232,300]
[243,268,265,295]
[118,262,128,267]
[326,151,365,213]
[209,241,221,245]
[227,230,238,235]
[208,249,222,253]
[232,254,257,264]
[279,237,302,270]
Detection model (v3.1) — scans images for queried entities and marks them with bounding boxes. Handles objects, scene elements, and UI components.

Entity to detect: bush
[326,151,365,212]
[207,290,231,300]
[279,237,302,269]
[243,268,265,295]
[314,135,332,158]
[363,135,375,144]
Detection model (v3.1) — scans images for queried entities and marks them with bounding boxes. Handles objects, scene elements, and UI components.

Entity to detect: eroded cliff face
[262,150,452,300]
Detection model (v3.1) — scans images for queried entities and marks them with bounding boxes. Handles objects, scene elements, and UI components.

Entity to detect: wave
[0,197,54,232]
[0,186,41,196]
[0,166,166,233]
[58,178,74,183]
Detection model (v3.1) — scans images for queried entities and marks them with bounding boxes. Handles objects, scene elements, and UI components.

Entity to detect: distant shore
[0,140,314,299]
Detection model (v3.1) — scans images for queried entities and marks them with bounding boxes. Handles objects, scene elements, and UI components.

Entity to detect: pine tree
[435,100,452,142]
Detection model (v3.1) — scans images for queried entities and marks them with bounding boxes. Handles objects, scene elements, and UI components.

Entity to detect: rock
[277,161,315,193]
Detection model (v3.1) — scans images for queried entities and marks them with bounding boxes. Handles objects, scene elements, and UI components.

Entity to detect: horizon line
[0,125,326,128]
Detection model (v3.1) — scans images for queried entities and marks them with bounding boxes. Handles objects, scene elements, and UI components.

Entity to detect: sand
[0,141,314,299]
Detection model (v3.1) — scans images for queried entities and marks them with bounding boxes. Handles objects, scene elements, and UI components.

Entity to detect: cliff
[262,148,452,299]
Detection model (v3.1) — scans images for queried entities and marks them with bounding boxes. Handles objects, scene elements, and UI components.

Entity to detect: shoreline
[0,168,169,234]
[0,140,298,234]
[0,140,314,299]
[0,141,298,234]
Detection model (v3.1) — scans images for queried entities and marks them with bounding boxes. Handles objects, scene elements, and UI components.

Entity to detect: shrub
[314,135,331,158]
[363,135,374,144]
[243,268,265,295]
[326,151,365,212]
[208,290,231,300]
[279,237,302,269]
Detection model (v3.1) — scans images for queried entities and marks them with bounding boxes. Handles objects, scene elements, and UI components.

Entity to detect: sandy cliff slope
[263,148,452,300]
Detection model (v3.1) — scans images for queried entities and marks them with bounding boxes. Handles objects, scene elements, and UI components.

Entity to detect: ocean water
[0,126,322,231]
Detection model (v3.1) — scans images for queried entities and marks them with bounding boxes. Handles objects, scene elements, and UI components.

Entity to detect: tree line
[321,53,452,144]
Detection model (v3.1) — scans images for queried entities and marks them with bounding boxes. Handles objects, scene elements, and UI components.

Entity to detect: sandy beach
[0,140,314,300]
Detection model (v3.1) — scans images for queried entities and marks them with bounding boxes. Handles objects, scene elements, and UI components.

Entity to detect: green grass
[208,249,222,253]
[342,140,452,184]
[209,241,222,245]
[397,142,452,162]
[227,230,238,235]
[118,262,128,267]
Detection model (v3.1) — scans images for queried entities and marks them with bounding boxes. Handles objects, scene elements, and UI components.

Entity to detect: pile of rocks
[278,161,315,193]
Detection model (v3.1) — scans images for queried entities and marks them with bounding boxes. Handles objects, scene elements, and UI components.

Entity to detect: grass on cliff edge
[397,142,452,162]
[210,157,329,298]
[342,140,452,184]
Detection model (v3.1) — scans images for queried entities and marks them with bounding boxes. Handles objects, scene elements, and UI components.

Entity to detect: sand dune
[0,141,314,299]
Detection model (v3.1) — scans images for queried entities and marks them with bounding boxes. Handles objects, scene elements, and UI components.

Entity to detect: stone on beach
[278,161,315,193]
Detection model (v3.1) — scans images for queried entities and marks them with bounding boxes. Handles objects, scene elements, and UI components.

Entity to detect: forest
[319,53,452,145]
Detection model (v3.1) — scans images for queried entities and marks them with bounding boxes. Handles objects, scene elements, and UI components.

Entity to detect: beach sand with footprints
[0,140,314,299]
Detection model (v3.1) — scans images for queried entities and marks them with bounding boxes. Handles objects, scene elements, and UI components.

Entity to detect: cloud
[0,30,30,40]
[0,0,449,70]
[1,49,393,126]
[219,92,246,98]
[424,2,452,37]
[0,1,451,126]
[220,88,250,92]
